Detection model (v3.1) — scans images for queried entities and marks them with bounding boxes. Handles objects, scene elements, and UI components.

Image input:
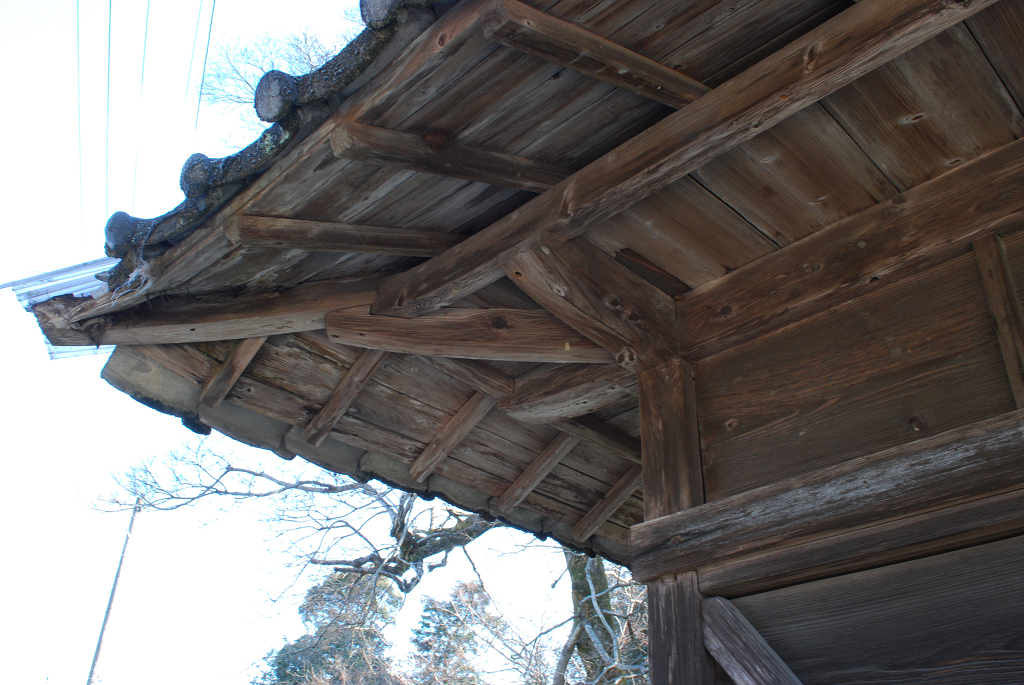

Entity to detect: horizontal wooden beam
[702,597,803,685]
[496,432,579,513]
[552,415,641,466]
[975,233,1024,408]
[372,0,997,317]
[198,336,268,409]
[409,390,497,482]
[36,277,380,347]
[326,307,615,363]
[481,0,707,109]
[227,215,465,257]
[573,464,642,542]
[500,234,678,369]
[331,120,569,193]
[498,363,636,423]
[631,408,1024,582]
[303,348,390,447]
[677,138,1024,359]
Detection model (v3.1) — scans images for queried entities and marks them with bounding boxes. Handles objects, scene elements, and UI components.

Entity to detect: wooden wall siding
[728,535,1024,684]
[968,0,1024,116]
[697,249,1016,500]
[821,24,1024,192]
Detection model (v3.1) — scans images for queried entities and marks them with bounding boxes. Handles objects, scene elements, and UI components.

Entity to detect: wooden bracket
[702,596,803,685]
[498,363,637,422]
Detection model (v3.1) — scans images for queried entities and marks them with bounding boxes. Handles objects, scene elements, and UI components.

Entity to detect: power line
[76,0,84,247]
[105,0,112,220]
[131,0,152,216]
[185,0,204,100]
[195,0,218,130]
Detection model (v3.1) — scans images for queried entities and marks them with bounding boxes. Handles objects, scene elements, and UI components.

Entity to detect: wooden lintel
[496,432,579,513]
[572,464,642,542]
[198,336,268,409]
[330,120,569,193]
[677,138,1024,359]
[552,415,641,466]
[302,348,390,447]
[974,233,1024,408]
[227,215,465,257]
[499,234,677,370]
[630,408,1024,582]
[498,363,637,423]
[326,307,614,364]
[372,0,997,317]
[702,597,803,685]
[409,390,497,482]
[39,277,380,347]
[481,0,707,109]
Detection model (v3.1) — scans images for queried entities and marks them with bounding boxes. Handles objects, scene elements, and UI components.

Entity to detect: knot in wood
[616,347,638,367]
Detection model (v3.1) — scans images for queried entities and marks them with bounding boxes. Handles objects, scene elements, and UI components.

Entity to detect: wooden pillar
[639,358,715,685]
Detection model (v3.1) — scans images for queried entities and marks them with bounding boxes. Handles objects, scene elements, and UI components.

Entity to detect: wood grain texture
[701,596,803,685]
[648,572,716,685]
[640,358,703,520]
[499,363,636,422]
[409,390,497,481]
[496,432,579,512]
[975,234,1024,408]
[572,463,642,541]
[331,120,569,193]
[417,355,515,398]
[198,336,268,409]
[968,0,1024,115]
[699,486,1024,598]
[302,348,390,446]
[732,535,1024,684]
[500,234,677,370]
[372,0,999,317]
[677,137,1024,361]
[482,0,708,109]
[326,307,614,363]
[227,215,464,257]
[552,415,641,465]
[631,408,1024,581]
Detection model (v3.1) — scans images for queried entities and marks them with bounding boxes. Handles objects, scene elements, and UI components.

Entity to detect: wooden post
[640,357,714,685]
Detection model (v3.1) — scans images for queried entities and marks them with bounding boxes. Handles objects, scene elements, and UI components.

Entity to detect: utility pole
[86,496,143,685]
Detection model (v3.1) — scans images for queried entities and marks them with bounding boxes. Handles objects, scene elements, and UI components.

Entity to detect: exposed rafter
[496,432,579,513]
[198,336,268,409]
[303,348,390,447]
[572,464,642,542]
[409,390,497,482]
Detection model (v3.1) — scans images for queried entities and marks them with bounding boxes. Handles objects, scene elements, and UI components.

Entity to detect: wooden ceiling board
[968,0,1024,116]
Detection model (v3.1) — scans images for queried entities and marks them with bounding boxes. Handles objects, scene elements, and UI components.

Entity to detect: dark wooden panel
[968,0,1024,115]
[732,536,1024,684]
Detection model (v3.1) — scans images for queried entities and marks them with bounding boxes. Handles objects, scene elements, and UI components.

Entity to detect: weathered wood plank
[640,358,703,520]
[372,0,999,317]
[496,432,579,512]
[499,363,636,422]
[302,348,390,446]
[226,215,464,257]
[648,572,716,685]
[197,336,268,409]
[975,234,1024,408]
[481,0,707,109]
[968,0,1024,115]
[678,137,1024,360]
[553,415,640,466]
[409,391,497,482]
[326,307,614,363]
[330,120,569,193]
[632,408,1024,582]
[572,463,641,541]
[500,234,677,369]
[699,486,1024,598]
[702,596,802,685]
[418,355,515,398]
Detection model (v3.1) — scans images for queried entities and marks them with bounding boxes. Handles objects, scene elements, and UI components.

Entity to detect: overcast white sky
[0,2,572,684]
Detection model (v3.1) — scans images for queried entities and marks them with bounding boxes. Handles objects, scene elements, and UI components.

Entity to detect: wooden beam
[499,234,677,370]
[372,0,998,317]
[496,432,579,513]
[552,415,641,466]
[640,358,703,520]
[677,138,1024,359]
[39,277,380,346]
[226,215,465,257]
[702,597,803,685]
[302,348,390,447]
[572,464,641,542]
[481,0,707,109]
[326,306,613,363]
[498,363,636,423]
[330,120,569,193]
[198,336,268,408]
[631,408,1024,582]
[975,233,1024,408]
[648,572,715,685]
[417,355,514,398]
[409,390,497,482]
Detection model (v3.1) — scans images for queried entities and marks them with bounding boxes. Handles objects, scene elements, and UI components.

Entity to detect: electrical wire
[194,0,218,131]
[131,0,151,215]
[185,0,204,100]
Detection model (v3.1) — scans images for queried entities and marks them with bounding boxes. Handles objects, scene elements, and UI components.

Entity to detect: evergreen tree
[409,582,495,685]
